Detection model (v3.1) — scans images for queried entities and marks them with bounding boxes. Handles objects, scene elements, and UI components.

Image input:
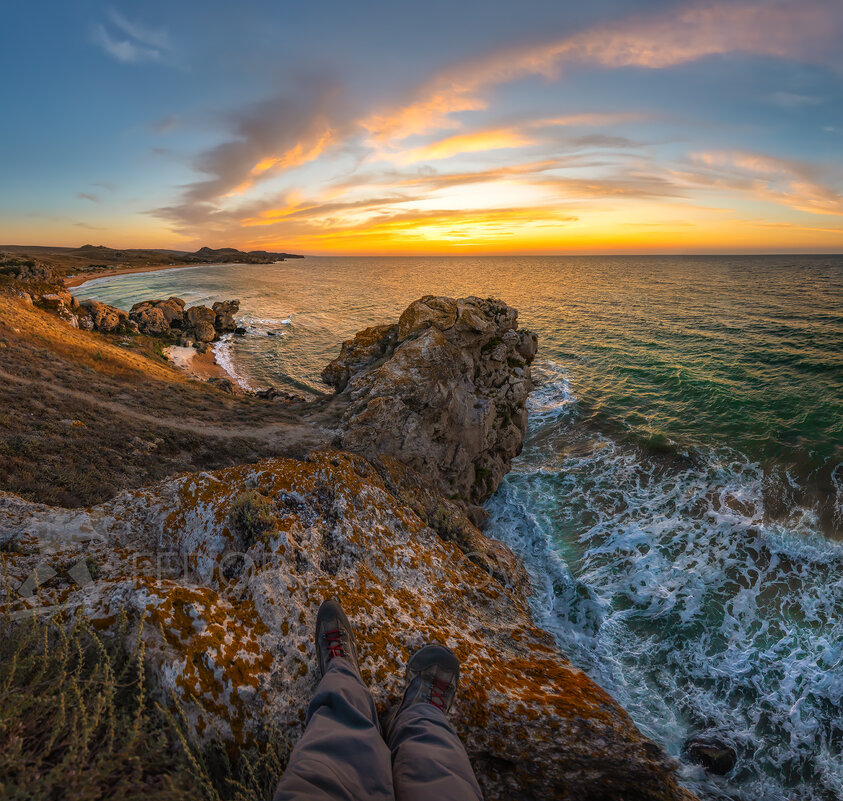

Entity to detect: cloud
[92,10,171,64]
[362,0,843,145]
[153,81,356,230]
[676,150,843,215]
[768,91,824,108]
[151,115,180,133]
[152,0,843,248]
[76,192,100,203]
[107,8,170,50]
[382,128,535,166]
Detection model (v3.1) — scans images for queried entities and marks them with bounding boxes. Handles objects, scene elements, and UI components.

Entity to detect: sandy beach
[163,344,233,383]
[63,262,198,289]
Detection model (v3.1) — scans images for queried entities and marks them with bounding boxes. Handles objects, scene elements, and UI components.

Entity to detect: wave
[212,335,253,391]
[486,358,843,801]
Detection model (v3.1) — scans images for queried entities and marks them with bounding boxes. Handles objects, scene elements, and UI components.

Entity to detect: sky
[2,0,843,254]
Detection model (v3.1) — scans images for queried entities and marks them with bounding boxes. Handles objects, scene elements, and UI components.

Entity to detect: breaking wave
[486,359,843,801]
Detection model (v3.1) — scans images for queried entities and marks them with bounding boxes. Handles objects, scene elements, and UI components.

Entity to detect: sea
[75,255,843,801]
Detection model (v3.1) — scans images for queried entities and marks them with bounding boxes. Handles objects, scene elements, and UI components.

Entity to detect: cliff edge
[0,294,695,800]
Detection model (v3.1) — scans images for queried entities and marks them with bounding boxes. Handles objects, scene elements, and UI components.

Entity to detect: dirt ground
[0,295,338,507]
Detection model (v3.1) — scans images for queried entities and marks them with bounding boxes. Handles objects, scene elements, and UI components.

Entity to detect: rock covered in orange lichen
[0,451,694,800]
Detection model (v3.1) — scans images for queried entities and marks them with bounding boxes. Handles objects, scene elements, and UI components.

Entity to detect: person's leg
[273,600,394,801]
[385,644,483,801]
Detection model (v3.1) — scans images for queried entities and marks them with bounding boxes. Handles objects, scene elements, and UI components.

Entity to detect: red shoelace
[428,676,450,710]
[325,628,346,660]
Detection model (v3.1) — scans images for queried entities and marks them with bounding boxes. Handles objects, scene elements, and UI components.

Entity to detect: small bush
[0,610,289,801]
[229,490,275,548]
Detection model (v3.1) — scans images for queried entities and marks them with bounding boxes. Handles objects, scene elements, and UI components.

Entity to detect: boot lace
[428,676,451,710]
[324,628,346,660]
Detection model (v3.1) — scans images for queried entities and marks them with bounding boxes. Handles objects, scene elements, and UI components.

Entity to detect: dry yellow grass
[0,295,332,507]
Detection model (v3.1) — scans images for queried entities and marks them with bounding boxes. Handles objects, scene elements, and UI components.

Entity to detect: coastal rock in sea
[156,297,186,327]
[685,736,737,775]
[130,305,169,336]
[0,452,695,801]
[130,297,185,328]
[185,304,217,342]
[212,299,240,333]
[322,296,538,504]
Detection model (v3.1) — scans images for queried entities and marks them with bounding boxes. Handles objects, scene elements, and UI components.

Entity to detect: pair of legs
[274,600,483,801]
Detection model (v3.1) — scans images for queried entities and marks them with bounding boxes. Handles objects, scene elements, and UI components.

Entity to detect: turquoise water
[76,256,843,800]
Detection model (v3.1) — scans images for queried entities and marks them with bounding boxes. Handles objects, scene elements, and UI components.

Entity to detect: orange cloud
[226,129,335,197]
[362,1,841,146]
[382,128,534,165]
[680,151,843,216]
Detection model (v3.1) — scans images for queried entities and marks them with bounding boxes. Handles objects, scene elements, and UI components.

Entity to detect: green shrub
[0,610,289,801]
[229,490,275,548]
[0,615,290,801]
[0,610,196,800]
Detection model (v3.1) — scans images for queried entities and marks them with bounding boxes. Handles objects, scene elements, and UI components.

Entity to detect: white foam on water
[485,358,843,801]
[212,335,253,390]
[239,312,294,336]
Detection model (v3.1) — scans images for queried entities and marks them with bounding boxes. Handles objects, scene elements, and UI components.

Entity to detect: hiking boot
[397,643,460,716]
[315,598,360,678]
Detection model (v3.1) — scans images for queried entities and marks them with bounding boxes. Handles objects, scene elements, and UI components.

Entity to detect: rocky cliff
[0,294,695,800]
[324,296,538,510]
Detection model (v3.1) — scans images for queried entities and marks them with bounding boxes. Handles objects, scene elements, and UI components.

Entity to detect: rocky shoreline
[0,265,697,799]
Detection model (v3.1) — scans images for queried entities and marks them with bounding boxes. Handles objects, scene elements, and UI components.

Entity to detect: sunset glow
[2,0,842,253]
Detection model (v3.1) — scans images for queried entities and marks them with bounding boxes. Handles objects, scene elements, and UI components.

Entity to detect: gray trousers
[274,658,483,801]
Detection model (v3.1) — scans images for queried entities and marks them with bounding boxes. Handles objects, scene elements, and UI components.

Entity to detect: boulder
[38,292,79,327]
[130,300,154,315]
[323,296,538,504]
[193,321,216,343]
[131,305,169,336]
[156,297,185,327]
[212,299,240,315]
[81,299,129,334]
[185,304,215,328]
[0,452,695,801]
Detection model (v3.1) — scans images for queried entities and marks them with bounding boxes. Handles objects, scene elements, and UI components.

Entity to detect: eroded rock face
[132,305,170,336]
[0,451,694,801]
[80,299,130,334]
[120,297,236,343]
[213,299,240,333]
[323,296,538,504]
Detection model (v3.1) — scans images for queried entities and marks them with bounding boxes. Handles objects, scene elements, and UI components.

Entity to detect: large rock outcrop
[0,452,693,801]
[323,296,538,505]
[125,297,240,344]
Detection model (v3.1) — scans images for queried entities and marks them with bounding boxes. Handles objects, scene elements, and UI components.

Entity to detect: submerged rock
[0,452,694,801]
[323,296,538,504]
[685,736,737,775]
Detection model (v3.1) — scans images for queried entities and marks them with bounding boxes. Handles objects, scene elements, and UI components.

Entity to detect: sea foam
[486,358,843,801]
